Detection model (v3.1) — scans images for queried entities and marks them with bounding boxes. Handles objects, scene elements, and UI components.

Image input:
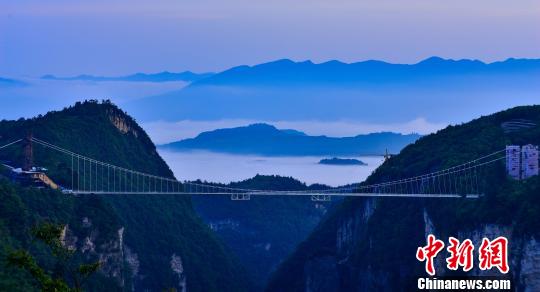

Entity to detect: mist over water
[159,149,385,186]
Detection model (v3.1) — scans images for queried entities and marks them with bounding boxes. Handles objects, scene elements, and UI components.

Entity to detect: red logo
[479,237,509,274]
[417,235,509,275]
[446,237,474,272]
[416,234,445,276]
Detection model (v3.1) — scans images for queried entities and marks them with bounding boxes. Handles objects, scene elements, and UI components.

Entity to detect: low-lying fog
[159,149,384,187]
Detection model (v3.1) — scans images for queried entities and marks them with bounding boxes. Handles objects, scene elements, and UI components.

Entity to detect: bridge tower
[384,148,392,161]
[22,132,33,171]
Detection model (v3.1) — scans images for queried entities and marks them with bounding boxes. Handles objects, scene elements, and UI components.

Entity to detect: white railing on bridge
[0,137,506,201]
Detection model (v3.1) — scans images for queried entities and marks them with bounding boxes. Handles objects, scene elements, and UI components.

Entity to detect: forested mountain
[5,101,539,291]
[162,123,420,156]
[267,105,540,291]
[0,101,249,291]
[191,175,336,290]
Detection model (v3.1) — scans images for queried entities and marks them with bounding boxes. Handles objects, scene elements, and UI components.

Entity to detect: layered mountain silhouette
[190,57,540,87]
[0,76,25,87]
[161,123,420,156]
[126,57,540,124]
[42,71,214,83]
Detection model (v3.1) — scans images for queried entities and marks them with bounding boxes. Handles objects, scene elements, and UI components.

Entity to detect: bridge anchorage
[231,193,251,201]
[0,137,513,201]
[311,194,332,202]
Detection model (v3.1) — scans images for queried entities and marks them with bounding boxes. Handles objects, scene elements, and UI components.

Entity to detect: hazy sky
[1,0,539,77]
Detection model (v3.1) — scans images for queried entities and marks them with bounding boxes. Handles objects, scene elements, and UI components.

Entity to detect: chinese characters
[416,235,508,275]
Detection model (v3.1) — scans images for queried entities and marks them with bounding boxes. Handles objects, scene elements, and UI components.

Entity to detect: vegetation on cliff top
[0,100,250,291]
[267,105,540,291]
[192,174,336,289]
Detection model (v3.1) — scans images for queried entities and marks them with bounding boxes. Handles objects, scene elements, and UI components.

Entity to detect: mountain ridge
[189,57,540,87]
[161,123,421,156]
[0,100,250,291]
[0,77,26,87]
[42,71,214,83]
[266,105,540,291]
[125,56,540,123]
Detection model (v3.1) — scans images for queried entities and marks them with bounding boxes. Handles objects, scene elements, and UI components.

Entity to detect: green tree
[7,222,101,292]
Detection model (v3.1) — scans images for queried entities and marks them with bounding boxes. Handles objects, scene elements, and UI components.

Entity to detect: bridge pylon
[22,132,33,171]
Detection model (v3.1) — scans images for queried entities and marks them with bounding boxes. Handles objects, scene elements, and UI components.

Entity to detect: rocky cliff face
[192,176,334,289]
[428,220,540,291]
[303,198,378,292]
[108,110,139,138]
[170,254,187,292]
[294,199,540,292]
[60,218,127,288]
[336,198,376,255]
[267,106,540,292]
[124,246,140,290]
[0,101,250,291]
[299,198,392,292]
[518,237,540,292]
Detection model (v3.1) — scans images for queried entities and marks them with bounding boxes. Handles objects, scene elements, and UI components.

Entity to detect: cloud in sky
[142,118,447,144]
[1,0,539,76]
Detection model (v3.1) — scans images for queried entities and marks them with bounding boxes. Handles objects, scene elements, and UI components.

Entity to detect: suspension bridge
[0,137,507,201]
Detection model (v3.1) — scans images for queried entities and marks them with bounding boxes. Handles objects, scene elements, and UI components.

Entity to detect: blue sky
[1,0,539,77]
[0,0,539,141]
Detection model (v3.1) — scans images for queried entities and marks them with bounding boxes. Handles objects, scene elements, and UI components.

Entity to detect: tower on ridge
[22,131,33,171]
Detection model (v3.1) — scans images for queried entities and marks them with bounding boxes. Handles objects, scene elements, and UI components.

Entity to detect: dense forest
[4,101,538,291]
[0,101,250,291]
[192,175,336,289]
[0,101,347,291]
[267,105,540,291]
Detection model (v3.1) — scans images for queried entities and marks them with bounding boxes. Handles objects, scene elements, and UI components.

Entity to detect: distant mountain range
[0,76,26,87]
[126,57,540,124]
[190,57,540,87]
[160,123,421,156]
[42,71,214,83]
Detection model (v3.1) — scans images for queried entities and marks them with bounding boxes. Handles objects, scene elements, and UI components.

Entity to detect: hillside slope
[267,105,540,291]
[0,178,126,291]
[191,175,336,290]
[0,100,249,291]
